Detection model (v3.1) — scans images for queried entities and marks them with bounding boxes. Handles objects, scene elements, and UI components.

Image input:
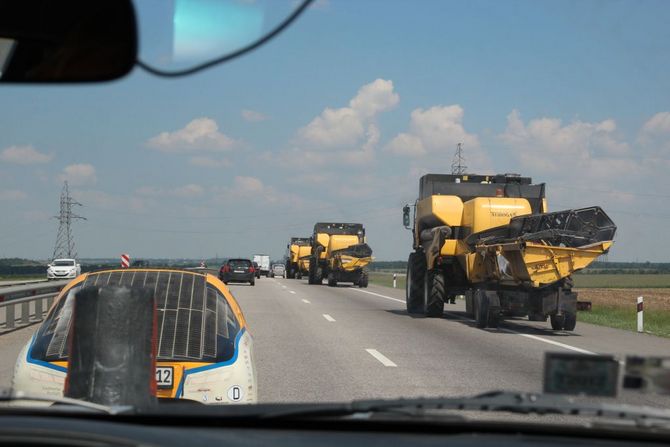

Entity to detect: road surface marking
[301,299,311,304]
[282,285,287,289]
[322,314,336,322]
[352,288,404,303]
[355,289,596,356]
[500,329,596,355]
[365,349,397,367]
[289,290,296,294]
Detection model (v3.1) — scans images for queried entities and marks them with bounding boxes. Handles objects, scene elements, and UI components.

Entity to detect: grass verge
[369,272,405,290]
[577,306,670,338]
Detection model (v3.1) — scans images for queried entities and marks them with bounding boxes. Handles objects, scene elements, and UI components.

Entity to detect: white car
[46,259,81,280]
[13,268,258,405]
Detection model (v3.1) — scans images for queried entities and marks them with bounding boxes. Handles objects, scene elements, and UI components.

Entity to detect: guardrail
[0,282,67,333]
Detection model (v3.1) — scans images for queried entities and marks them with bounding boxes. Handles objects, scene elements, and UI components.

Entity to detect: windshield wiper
[260,391,670,428]
[0,388,130,415]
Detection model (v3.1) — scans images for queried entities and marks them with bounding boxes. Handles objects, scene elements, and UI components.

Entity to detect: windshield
[2,0,670,432]
[52,260,75,267]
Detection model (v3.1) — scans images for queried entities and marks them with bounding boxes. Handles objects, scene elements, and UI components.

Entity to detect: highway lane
[0,276,668,412]
[230,277,670,408]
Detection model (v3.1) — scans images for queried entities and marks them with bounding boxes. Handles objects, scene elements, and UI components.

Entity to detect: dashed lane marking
[365,349,397,367]
[322,314,336,322]
[301,299,311,304]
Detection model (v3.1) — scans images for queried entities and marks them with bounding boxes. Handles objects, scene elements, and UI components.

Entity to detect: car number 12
[156,366,174,389]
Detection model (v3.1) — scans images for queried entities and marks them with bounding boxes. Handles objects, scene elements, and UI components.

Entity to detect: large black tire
[474,289,490,328]
[424,270,445,317]
[327,273,337,287]
[250,279,255,286]
[358,268,369,288]
[550,314,565,330]
[308,255,319,284]
[296,271,302,280]
[406,252,426,314]
[563,312,577,331]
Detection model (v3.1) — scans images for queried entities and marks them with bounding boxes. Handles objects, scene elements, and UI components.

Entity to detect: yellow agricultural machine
[307,222,373,288]
[285,237,312,279]
[403,173,616,331]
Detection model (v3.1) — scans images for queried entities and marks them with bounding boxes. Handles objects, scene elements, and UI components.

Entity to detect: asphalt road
[1,277,669,412]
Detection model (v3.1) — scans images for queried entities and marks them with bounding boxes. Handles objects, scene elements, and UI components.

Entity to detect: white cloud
[499,109,631,176]
[642,112,670,135]
[58,164,97,186]
[136,184,204,198]
[285,79,399,168]
[212,176,304,207]
[0,189,27,200]
[0,145,53,164]
[147,117,236,153]
[241,109,268,122]
[189,156,232,168]
[386,105,479,157]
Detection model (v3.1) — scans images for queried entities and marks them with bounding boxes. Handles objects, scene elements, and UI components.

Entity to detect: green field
[369,272,406,290]
[574,274,670,288]
[577,306,670,338]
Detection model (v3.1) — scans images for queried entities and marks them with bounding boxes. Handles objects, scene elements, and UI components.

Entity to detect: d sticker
[227,385,243,402]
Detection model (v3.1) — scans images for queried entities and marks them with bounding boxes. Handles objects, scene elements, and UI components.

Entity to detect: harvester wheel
[308,257,319,284]
[563,312,577,331]
[550,314,565,330]
[406,252,426,314]
[424,270,445,317]
[473,289,490,328]
[358,268,369,288]
[296,272,302,280]
[327,273,337,287]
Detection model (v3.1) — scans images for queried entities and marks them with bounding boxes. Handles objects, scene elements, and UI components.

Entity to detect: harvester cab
[286,237,312,279]
[308,222,373,288]
[404,173,616,331]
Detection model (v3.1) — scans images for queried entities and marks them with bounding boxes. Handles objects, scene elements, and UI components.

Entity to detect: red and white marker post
[121,253,130,268]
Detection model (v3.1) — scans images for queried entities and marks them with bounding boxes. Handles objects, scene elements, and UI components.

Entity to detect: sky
[1,0,670,262]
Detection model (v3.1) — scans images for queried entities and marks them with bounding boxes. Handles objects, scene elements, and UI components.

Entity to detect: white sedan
[46,259,81,280]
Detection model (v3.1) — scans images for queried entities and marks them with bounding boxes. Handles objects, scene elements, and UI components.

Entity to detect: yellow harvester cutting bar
[477,240,612,287]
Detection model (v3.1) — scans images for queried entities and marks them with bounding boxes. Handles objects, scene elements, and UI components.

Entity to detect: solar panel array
[43,271,229,361]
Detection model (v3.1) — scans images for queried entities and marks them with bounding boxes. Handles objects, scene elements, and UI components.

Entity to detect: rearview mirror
[0,0,137,82]
[403,205,411,229]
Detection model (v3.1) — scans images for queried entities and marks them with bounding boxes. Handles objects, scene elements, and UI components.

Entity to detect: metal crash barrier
[0,282,67,332]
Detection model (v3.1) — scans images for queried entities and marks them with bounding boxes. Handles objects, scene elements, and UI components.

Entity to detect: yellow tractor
[307,222,373,288]
[403,173,616,331]
[285,237,312,279]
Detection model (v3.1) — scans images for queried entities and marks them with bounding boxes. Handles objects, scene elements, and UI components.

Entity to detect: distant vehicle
[46,259,81,280]
[252,254,271,277]
[13,268,257,404]
[252,261,261,279]
[270,264,285,278]
[220,259,256,286]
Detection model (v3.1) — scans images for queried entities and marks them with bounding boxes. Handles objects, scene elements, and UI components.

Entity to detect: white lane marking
[281,285,287,289]
[500,329,596,355]
[365,349,397,367]
[289,290,296,294]
[322,314,336,322]
[355,290,597,356]
[301,299,311,304]
[352,288,404,303]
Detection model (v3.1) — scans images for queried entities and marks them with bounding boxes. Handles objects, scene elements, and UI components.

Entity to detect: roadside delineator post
[121,253,130,268]
[393,273,397,289]
[637,296,644,333]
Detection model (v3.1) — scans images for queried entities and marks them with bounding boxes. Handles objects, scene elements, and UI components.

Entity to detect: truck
[403,173,616,331]
[285,237,312,279]
[252,254,271,277]
[307,222,373,288]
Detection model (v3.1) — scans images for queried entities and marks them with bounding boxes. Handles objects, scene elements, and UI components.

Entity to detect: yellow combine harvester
[307,222,373,288]
[403,173,616,331]
[285,237,312,279]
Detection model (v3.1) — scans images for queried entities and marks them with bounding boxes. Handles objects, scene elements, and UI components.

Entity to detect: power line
[52,181,86,260]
